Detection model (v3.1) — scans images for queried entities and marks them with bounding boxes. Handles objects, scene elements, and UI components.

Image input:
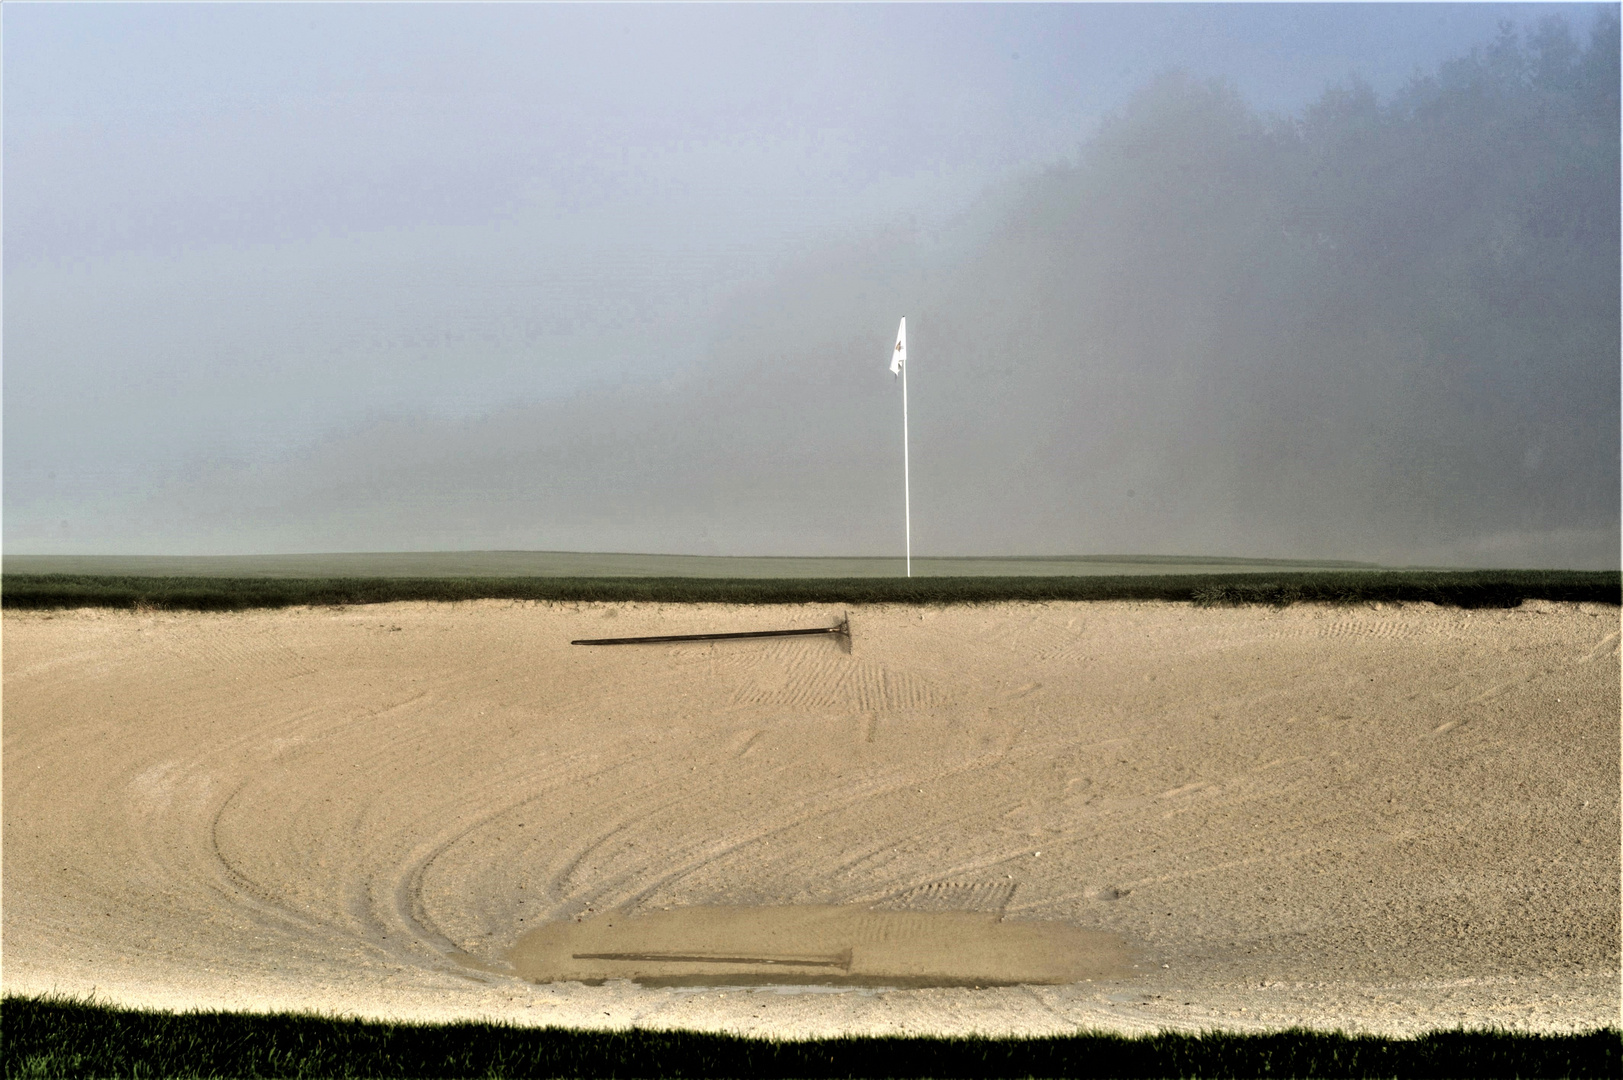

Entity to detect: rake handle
[571,625,845,646]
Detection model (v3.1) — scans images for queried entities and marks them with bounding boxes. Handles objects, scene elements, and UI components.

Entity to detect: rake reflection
[511,905,1130,988]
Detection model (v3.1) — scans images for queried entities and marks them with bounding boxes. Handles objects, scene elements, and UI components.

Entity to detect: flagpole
[901,328,911,578]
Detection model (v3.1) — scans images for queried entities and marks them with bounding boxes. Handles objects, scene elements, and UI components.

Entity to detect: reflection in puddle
[510,905,1130,988]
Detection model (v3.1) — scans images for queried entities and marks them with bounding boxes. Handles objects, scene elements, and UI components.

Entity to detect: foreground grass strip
[2,570,1617,612]
[4,998,1618,1079]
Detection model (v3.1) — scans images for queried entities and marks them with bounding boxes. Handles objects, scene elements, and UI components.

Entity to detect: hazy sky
[5,3,1616,563]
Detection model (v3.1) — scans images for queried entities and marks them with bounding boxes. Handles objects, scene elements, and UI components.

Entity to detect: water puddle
[510,905,1130,988]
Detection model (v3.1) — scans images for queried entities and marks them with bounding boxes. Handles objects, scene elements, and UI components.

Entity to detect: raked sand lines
[875,879,1019,915]
[728,651,945,712]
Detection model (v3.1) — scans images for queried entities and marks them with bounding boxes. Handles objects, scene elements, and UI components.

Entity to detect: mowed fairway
[3,600,1617,1037]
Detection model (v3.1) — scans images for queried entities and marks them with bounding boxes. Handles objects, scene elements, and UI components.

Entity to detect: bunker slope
[3,600,1617,1036]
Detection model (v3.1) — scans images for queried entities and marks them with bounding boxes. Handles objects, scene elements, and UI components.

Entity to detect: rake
[572,615,850,647]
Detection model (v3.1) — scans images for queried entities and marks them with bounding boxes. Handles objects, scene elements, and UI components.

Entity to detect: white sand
[3,599,1617,1036]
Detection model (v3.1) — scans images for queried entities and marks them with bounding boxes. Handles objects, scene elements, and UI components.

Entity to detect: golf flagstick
[891,317,910,578]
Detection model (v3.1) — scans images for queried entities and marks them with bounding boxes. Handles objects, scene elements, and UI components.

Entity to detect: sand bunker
[3,599,1617,1036]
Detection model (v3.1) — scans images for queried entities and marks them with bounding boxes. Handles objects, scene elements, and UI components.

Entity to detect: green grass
[3,996,1617,1079]
[1,570,1616,612]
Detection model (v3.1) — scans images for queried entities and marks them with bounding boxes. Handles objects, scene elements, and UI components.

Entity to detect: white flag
[890,317,906,376]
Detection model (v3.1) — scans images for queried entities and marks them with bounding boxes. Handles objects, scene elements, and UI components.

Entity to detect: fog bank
[9,13,1618,568]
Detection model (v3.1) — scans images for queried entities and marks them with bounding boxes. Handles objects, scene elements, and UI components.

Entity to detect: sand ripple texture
[4,600,1618,1037]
